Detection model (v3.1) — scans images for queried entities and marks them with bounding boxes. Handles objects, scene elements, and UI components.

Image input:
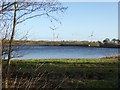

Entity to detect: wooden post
[0,40,2,89]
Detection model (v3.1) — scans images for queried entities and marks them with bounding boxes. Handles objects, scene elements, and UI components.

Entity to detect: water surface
[12,46,119,59]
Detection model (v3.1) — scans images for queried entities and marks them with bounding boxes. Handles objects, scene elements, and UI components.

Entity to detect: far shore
[9,40,120,48]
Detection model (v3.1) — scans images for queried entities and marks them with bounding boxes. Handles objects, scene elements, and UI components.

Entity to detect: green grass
[2,58,119,88]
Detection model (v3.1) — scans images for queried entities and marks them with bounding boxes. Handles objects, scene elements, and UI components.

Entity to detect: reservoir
[11,46,119,59]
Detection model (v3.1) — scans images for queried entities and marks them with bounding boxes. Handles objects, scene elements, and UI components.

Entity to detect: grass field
[2,58,119,89]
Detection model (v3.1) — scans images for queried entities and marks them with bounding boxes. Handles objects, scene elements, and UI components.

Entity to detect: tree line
[102,38,120,44]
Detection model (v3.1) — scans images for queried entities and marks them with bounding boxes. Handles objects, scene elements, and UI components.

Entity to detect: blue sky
[16,2,118,41]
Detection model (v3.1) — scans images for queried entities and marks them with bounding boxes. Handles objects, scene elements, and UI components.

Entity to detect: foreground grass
[2,58,119,89]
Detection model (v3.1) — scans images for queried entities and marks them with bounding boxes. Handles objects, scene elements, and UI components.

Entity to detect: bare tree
[0,0,67,88]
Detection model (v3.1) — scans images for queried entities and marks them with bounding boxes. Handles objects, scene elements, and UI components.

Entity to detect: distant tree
[111,38,116,43]
[103,38,110,44]
[97,41,102,46]
[118,39,120,44]
[97,41,102,44]
[111,38,119,43]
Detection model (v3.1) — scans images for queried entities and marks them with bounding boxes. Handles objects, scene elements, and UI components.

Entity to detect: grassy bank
[2,58,119,89]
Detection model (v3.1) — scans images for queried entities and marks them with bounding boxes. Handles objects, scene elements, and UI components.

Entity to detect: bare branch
[17,13,45,24]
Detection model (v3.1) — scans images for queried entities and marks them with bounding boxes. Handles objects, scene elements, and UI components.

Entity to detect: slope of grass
[2,58,119,89]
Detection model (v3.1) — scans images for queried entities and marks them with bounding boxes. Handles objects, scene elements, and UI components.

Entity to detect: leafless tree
[0,0,67,88]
